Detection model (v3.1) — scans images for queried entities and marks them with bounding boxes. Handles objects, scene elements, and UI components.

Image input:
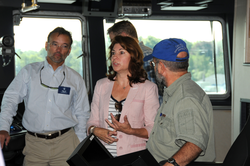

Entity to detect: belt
[27,128,71,139]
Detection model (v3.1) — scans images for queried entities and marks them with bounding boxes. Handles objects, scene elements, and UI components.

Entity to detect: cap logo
[143,38,189,62]
[175,44,187,53]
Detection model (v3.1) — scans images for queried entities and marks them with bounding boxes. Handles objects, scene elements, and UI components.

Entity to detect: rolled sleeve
[174,98,209,154]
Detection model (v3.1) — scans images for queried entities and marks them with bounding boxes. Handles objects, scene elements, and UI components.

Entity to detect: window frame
[104,16,231,102]
[12,10,91,93]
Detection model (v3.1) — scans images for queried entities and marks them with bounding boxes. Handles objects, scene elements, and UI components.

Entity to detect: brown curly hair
[106,36,147,86]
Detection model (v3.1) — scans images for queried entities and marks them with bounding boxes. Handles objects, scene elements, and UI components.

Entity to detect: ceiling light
[21,0,40,13]
[160,4,208,11]
[37,0,76,4]
[157,1,211,11]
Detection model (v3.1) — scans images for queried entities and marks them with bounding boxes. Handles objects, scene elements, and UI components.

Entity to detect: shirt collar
[44,57,65,72]
[164,72,191,97]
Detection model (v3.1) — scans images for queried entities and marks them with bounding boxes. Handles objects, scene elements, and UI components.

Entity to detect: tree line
[15,36,225,92]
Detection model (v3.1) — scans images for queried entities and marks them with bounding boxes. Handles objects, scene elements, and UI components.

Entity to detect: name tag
[58,86,70,95]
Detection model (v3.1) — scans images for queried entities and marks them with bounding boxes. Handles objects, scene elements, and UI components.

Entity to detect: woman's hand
[93,127,118,144]
[105,113,133,135]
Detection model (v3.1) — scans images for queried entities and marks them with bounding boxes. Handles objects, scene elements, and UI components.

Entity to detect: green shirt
[147,73,215,162]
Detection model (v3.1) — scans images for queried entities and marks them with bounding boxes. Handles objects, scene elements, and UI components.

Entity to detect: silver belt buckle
[46,133,52,139]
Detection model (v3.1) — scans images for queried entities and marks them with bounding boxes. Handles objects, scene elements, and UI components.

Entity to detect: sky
[14,17,82,51]
[103,19,222,43]
[13,17,222,52]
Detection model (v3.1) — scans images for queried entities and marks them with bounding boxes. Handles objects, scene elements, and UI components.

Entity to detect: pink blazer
[87,78,159,156]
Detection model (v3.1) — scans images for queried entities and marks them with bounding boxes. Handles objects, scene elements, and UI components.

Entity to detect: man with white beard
[145,38,215,166]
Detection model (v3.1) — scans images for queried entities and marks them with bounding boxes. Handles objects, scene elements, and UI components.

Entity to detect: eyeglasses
[40,66,65,89]
[114,102,123,121]
[48,42,70,50]
[150,60,156,67]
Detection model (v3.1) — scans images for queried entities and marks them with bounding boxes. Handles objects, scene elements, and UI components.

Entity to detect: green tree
[15,40,83,76]
[139,36,161,49]
[189,41,215,82]
[65,40,83,75]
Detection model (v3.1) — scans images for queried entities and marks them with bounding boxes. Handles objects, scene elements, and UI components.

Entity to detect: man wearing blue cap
[146,38,215,166]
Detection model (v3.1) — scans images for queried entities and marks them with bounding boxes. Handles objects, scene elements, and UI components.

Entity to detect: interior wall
[213,110,231,162]
[232,0,249,141]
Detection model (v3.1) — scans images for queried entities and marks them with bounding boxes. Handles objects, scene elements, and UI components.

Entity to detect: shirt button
[152,132,154,135]
[119,135,122,138]
[49,99,51,102]
[119,147,123,150]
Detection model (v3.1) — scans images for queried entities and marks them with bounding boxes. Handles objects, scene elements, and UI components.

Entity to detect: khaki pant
[23,128,80,166]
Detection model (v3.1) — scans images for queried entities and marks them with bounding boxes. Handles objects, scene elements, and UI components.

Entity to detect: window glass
[14,17,83,76]
[103,19,227,96]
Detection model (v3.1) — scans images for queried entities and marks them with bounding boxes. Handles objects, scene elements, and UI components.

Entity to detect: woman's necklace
[116,80,129,90]
[122,83,129,89]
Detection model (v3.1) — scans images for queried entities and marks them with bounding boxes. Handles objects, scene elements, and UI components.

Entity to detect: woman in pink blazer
[87,36,159,157]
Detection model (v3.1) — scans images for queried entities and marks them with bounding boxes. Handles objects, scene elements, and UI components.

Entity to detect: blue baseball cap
[143,38,189,62]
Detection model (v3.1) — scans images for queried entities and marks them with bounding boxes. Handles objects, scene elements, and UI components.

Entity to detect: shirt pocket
[155,116,176,145]
[55,90,74,110]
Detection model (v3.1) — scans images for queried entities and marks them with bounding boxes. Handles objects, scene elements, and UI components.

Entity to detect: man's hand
[166,142,202,166]
[0,130,10,149]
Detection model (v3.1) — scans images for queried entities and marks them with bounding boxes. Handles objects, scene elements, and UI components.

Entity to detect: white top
[0,59,90,142]
[104,96,125,157]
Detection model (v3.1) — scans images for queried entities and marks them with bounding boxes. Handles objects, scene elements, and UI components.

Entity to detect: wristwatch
[167,158,179,166]
[89,126,96,134]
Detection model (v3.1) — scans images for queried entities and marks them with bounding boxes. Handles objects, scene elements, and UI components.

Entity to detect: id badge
[58,86,70,95]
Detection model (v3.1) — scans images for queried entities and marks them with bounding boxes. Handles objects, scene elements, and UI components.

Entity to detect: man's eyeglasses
[150,60,156,67]
[40,66,65,89]
[114,102,122,121]
[48,42,70,50]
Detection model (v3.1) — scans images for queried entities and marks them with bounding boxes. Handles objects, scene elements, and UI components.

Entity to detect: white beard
[155,64,167,87]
